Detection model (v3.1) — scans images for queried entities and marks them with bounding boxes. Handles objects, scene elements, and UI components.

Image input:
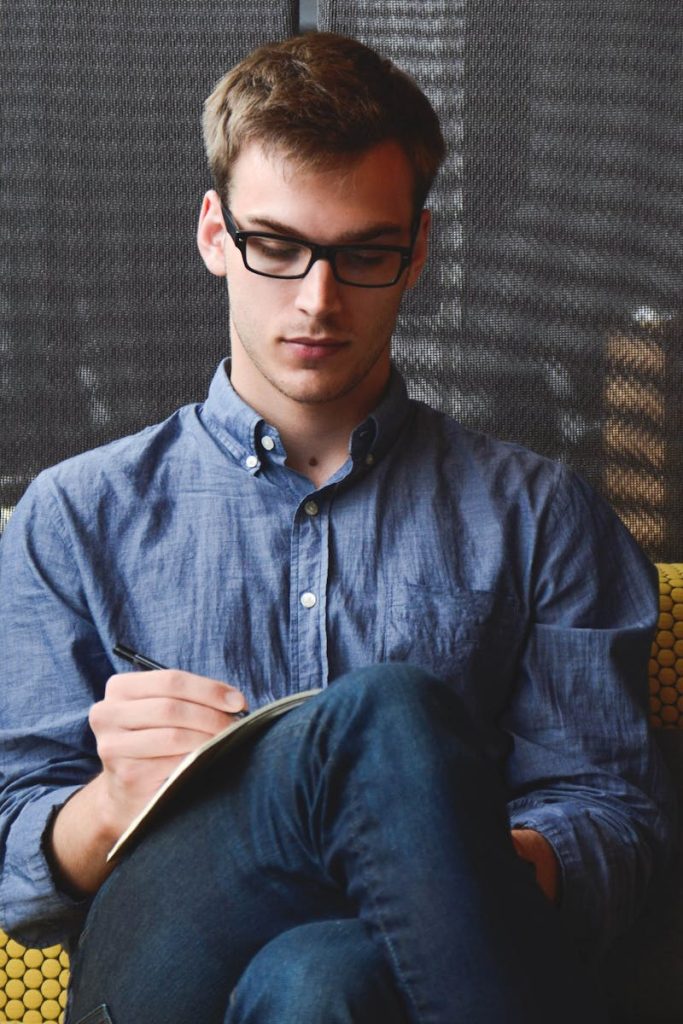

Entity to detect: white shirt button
[300,591,317,608]
[261,436,275,451]
[304,500,319,517]
[365,453,375,466]
[245,455,259,469]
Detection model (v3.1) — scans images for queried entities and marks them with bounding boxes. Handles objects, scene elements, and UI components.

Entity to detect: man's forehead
[228,139,415,222]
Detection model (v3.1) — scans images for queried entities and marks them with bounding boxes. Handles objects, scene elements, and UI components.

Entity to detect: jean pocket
[71,1005,114,1024]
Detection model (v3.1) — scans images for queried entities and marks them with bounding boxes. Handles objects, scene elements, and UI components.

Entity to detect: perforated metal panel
[319,0,683,561]
[1,0,296,530]
[2,1,682,557]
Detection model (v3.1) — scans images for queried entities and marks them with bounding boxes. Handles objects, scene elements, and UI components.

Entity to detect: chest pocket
[382,585,523,716]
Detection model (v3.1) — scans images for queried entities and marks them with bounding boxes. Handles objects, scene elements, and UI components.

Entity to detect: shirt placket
[289,492,330,692]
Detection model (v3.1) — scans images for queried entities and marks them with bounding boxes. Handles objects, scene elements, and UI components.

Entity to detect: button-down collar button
[365,453,375,466]
[261,436,275,451]
[300,591,317,608]
[245,454,259,469]
[304,500,319,517]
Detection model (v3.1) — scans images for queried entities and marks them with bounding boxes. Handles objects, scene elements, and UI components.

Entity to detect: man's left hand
[511,828,559,904]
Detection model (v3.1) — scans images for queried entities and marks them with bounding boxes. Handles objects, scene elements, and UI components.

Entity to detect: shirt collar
[200,358,412,475]
[348,364,412,467]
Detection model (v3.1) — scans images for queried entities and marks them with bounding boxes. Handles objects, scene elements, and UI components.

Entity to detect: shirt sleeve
[0,473,109,946]
[503,465,677,956]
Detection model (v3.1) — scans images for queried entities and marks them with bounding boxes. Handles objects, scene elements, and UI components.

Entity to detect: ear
[405,209,431,290]
[197,190,228,277]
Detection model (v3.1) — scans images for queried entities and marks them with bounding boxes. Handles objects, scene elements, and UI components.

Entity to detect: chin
[281,383,352,406]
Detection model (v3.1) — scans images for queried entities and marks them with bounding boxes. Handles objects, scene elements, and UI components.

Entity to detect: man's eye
[344,250,390,267]
[250,238,302,260]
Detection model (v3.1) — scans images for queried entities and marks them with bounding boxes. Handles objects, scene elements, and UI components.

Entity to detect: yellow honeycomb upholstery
[0,933,69,1023]
[649,564,683,729]
[1,564,681,1022]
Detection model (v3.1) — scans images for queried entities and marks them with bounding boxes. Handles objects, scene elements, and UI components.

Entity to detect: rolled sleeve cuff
[510,810,580,902]
[1,786,91,947]
[509,804,619,956]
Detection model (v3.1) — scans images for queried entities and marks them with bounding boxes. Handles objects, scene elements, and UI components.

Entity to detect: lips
[284,336,347,347]
[282,336,349,359]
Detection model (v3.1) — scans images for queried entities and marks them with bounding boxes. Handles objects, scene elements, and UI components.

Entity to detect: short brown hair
[202,32,446,213]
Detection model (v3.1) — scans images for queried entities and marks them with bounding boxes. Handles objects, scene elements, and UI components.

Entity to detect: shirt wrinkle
[0,360,675,953]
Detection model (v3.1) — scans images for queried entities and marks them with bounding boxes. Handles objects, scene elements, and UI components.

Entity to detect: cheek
[226,275,286,334]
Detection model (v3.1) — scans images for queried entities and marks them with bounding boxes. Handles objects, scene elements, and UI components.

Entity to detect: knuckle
[89,700,117,740]
[166,726,187,750]
[158,696,180,721]
[163,669,188,697]
[157,696,192,730]
[88,701,104,729]
[104,673,124,698]
[95,734,115,762]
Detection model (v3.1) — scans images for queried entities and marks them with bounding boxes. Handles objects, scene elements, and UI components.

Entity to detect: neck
[229,354,389,488]
[278,410,359,488]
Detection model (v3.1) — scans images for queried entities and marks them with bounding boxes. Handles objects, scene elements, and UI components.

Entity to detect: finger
[105,669,247,713]
[96,724,223,762]
[90,695,235,738]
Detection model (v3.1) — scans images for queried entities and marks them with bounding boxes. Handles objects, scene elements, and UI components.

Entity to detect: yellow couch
[0,936,68,1023]
[2,563,682,1024]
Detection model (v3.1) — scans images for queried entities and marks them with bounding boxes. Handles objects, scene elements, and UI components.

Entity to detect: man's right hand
[89,669,247,839]
[48,669,247,897]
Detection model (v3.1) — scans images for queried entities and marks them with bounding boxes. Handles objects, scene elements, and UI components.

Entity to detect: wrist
[511,827,560,905]
[48,775,119,896]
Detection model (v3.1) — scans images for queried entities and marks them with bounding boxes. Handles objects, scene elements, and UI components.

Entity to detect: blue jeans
[67,665,605,1023]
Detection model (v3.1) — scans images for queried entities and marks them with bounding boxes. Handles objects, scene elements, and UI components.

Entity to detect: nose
[294,257,343,318]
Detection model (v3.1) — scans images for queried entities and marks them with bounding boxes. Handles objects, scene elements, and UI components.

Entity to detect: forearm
[48,775,119,897]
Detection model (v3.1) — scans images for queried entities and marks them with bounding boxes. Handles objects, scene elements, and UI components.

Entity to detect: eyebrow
[243,214,407,245]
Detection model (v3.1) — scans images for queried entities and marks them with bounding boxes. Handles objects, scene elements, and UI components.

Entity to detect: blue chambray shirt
[0,360,675,951]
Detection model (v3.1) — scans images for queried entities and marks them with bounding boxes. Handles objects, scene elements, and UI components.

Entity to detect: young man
[0,32,674,1024]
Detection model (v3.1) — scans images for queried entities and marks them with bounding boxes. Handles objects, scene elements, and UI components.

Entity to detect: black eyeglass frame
[221,205,418,289]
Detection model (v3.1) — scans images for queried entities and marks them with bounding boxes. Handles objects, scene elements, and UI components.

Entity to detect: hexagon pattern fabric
[649,565,683,728]
[0,932,69,1023]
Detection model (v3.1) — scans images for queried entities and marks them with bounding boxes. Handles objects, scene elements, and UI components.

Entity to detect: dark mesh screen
[0,0,295,531]
[320,0,683,561]
[2,1,682,560]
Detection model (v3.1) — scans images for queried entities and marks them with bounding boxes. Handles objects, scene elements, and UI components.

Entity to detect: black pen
[113,643,168,671]
[113,642,249,718]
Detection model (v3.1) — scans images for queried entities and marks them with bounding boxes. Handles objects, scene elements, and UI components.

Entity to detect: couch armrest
[649,563,683,729]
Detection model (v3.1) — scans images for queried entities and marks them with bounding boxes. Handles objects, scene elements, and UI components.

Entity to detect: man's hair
[202,32,446,213]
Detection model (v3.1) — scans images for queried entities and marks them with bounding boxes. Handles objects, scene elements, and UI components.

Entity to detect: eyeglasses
[222,206,415,289]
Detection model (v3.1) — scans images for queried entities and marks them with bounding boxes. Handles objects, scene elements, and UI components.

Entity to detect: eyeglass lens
[244,236,404,286]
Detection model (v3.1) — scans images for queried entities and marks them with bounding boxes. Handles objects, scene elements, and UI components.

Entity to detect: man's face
[198,139,429,420]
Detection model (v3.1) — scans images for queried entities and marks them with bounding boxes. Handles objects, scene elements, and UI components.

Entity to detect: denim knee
[329,662,444,706]
[320,662,483,754]
[226,920,409,1024]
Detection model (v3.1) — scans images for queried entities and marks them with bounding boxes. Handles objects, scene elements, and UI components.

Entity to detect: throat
[285,449,347,488]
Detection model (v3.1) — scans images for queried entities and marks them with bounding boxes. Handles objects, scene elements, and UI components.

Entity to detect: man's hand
[49,669,246,897]
[511,828,559,904]
[88,669,247,839]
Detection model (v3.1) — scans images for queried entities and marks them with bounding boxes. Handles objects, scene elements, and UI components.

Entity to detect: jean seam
[341,776,425,1024]
[69,1004,113,1024]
